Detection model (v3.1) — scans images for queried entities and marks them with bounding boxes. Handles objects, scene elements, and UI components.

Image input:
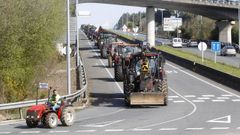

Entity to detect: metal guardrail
[0,60,88,111]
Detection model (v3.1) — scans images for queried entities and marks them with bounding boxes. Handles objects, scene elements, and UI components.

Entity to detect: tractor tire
[114,65,123,81]
[45,112,58,128]
[161,80,168,106]
[61,107,75,126]
[108,55,113,68]
[102,49,107,58]
[26,119,38,128]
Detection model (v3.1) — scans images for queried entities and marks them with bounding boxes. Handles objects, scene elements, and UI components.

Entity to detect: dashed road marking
[197,97,210,100]
[236,127,240,129]
[168,98,173,101]
[184,95,196,98]
[75,130,96,133]
[192,100,205,103]
[217,97,229,100]
[20,131,40,134]
[221,94,233,97]
[202,95,215,97]
[185,128,204,130]
[49,131,69,133]
[159,128,178,131]
[232,99,240,102]
[211,127,230,130]
[0,132,11,134]
[132,129,152,131]
[169,96,179,98]
[173,100,185,103]
[105,129,124,132]
[212,99,225,102]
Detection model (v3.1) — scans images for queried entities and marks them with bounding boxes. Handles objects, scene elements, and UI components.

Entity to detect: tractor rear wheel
[45,112,58,128]
[108,55,113,68]
[161,80,168,106]
[26,119,38,128]
[61,107,75,126]
[114,65,123,81]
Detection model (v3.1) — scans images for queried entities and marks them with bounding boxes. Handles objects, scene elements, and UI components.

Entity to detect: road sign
[39,83,49,89]
[198,42,207,51]
[163,17,182,31]
[211,42,221,52]
[78,11,91,16]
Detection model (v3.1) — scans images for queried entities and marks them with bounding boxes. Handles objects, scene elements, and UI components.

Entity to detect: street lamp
[66,0,71,95]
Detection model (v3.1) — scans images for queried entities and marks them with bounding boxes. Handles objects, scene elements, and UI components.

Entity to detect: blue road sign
[211,42,221,52]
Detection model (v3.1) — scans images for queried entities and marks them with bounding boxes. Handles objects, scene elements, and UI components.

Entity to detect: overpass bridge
[78,0,239,46]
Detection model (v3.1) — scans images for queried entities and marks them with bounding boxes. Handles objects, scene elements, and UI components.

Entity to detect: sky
[77,3,145,29]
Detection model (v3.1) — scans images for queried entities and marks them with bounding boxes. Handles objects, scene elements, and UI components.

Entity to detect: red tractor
[26,87,75,128]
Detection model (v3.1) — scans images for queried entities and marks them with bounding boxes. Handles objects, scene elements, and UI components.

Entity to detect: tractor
[100,34,117,58]
[25,87,75,128]
[123,50,168,106]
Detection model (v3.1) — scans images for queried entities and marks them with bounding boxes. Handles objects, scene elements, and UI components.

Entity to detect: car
[187,39,198,47]
[172,38,182,48]
[220,45,237,56]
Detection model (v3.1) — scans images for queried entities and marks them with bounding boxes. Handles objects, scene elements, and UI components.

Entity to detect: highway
[0,31,239,135]
[113,30,240,68]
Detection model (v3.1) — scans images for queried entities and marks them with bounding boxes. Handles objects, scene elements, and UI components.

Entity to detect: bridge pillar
[216,20,235,43]
[146,6,155,47]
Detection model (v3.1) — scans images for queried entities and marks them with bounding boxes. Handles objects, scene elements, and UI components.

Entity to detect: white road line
[167,63,240,98]
[217,97,230,100]
[20,131,40,134]
[232,99,240,102]
[184,95,196,98]
[185,128,204,130]
[75,130,96,133]
[0,132,11,134]
[159,128,178,131]
[169,96,179,98]
[105,129,124,132]
[236,127,240,129]
[132,129,152,131]
[202,95,215,97]
[221,94,233,97]
[197,97,210,100]
[89,42,123,93]
[49,131,69,133]
[192,100,205,103]
[168,98,173,101]
[212,99,225,102]
[211,127,230,130]
[173,100,185,103]
[133,87,197,129]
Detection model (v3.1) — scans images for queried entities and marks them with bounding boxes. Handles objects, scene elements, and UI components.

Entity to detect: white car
[172,38,182,48]
[220,45,237,56]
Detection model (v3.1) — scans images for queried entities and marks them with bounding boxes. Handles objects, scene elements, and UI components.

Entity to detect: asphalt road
[0,31,240,135]
[114,30,240,68]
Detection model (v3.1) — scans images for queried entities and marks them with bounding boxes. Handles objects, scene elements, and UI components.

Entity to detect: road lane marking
[197,97,210,100]
[49,131,69,133]
[185,128,204,130]
[169,96,179,98]
[173,100,185,103]
[184,95,196,98]
[133,87,197,129]
[212,99,225,102]
[132,129,152,131]
[192,100,205,103]
[167,63,240,98]
[232,99,240,102]
[168,98,173,101]
[75,130,96,133]
[159,128,178,131]
[89,42,123,93]
[20,131,40,134]
[0,132,11,134]
[81,119,124,128]
[202,95,215,97]
[211,127,230,130]
[217,97,229,100]
[236,127,240,129]
[221,94,233,97]
[105,129,124,132]
[207,115,231,123]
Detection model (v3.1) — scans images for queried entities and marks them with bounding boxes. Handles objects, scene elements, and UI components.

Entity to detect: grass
[155,45,240,78]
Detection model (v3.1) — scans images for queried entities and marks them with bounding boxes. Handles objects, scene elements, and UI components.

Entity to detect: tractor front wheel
[45,112,58,128]
[26,119,38,128]
[61,107,75,126]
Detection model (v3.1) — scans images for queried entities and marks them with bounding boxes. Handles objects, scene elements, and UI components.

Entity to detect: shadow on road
[90,93,125,108]
[91,77,116,83]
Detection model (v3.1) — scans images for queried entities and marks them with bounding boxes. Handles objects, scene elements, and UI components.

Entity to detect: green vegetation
[0,0,66,103]
[156,46,240,77]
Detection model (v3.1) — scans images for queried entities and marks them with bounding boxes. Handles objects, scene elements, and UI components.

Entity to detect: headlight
[26,116,29,118]
[101,42,103,45]
[137,71,140,76]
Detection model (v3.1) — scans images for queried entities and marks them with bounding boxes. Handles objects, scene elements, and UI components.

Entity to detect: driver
[49,89,61,111]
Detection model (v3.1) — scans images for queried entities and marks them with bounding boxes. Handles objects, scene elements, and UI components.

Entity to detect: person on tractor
[49,89,61,111]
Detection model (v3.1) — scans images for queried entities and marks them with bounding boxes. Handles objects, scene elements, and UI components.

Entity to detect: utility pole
[66,0,71,95]
[139,12,142,32]
[238,2,240,50]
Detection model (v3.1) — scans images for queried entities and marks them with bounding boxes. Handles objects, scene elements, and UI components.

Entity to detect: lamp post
[66,0,71,95]
[238,1,240,50]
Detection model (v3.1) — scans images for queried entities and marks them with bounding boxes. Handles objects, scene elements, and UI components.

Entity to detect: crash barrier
[109,30,240,91]
[0,60,88,111]
[161,51,240,91]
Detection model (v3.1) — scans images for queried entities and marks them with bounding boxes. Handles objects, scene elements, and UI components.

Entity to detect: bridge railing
[192,0,239,6]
